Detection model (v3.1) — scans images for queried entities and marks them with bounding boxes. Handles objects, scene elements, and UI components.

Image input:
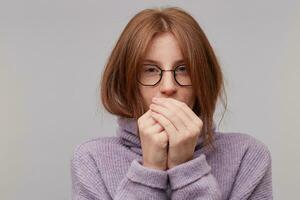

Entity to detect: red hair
[100,6,227,148]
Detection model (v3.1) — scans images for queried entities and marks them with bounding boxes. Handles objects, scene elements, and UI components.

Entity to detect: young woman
[71,7,273,200]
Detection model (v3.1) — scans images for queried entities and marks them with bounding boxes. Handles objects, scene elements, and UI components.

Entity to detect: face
[138,32,196,111]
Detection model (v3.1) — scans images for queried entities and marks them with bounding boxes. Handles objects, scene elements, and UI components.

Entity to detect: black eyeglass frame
[137,64,193,86]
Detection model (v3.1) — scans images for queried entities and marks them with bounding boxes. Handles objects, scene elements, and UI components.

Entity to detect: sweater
[70,116,273,199]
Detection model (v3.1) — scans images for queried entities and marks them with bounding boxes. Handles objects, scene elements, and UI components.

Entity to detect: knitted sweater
[70,116,273,199]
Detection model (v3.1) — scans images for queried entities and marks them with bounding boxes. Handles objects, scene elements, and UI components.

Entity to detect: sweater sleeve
[70,145,168,200]
[167,139,273,200]
[228,140,273,200]
[167,153,222,200]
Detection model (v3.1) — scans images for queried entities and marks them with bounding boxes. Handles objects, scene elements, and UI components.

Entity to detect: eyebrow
[142,58,185,65]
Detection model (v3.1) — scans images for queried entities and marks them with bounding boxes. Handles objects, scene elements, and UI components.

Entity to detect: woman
[71,7,273,199]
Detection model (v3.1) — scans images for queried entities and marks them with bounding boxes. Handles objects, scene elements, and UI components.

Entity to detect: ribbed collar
[116,116,217,156]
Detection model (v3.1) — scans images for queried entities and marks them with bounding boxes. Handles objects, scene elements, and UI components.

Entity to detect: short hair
[100,6,227,148]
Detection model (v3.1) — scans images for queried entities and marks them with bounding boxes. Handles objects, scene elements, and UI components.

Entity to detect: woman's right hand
[137,109,169,171]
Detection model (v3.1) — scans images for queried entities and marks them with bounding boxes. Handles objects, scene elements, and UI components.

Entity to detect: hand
[137,109,169,170]
[149,97,203,169]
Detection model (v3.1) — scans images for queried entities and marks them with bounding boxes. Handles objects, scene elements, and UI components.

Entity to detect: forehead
[143,32,184,66]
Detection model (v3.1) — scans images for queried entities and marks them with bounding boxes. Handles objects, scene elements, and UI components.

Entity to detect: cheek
[183,90,196,108]
[190,97,196,109]
[139,87,156,110]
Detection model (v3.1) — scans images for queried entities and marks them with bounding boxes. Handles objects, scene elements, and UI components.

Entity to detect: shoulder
[215,131,271,152]
[214,131,272,164]
[71,136,122,162]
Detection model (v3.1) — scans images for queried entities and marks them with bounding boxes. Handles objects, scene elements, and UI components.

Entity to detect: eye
[176,65,188,72]
[143,65,160,73]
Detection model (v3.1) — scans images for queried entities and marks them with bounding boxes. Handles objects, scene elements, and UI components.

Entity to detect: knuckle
[180,101,186,107]
[165,121,172,129]
[186,127,199,138]
[196,119,203,127]
[193,127,200,136]
[137,117,143,126]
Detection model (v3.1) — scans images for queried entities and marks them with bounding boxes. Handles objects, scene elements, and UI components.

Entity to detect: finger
[147,122,164,133]
[139,109,156,129]
[165,98,202,133]
[149,103,186,134]
[153,98,202,132]
[150,111,178,137]
[153,98,190,129]
[167,98,202,127]
[146,110,166,132]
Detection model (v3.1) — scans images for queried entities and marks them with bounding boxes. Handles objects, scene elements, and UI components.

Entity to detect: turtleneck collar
[116,116,217,156]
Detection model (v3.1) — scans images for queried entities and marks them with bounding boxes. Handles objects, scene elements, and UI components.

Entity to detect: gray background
[1,0,299,199]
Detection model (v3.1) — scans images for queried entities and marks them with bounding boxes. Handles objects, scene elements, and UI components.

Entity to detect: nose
[159,71,177,96]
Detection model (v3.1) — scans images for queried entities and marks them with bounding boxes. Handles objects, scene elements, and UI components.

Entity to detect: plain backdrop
[1,0,299,199]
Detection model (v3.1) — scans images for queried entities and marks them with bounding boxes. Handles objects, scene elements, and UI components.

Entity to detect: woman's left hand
[149,97,203,169]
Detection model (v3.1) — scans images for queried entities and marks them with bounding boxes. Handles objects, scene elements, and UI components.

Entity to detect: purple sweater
[70,116,273,199]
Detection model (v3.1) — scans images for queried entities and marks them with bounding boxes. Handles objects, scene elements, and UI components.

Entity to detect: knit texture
[71,116,273,199]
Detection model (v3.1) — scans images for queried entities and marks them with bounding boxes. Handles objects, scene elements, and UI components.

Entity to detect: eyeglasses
[137,64,192,86]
